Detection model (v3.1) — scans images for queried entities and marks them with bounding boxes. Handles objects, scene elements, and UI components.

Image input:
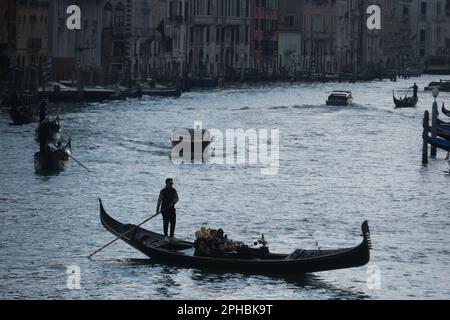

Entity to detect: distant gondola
[393,91,418,108]
[98,199,372,275]
[442,104,450,117]
[34,141,71,172]
[9,105,38,125]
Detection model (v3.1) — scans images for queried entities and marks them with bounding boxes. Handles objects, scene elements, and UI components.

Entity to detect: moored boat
[98,199,372,275]
[9,105,38,125]
[428,135,450,152]
[326,91,353,106]
[140,85,182,97]
[442,104,450,117]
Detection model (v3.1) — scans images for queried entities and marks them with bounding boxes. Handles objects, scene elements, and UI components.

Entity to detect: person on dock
[156,178,179,238]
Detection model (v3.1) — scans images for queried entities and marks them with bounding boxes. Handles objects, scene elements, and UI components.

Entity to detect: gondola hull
[99,199,371,275]
[34,146,71,172]
[393,95,418,108]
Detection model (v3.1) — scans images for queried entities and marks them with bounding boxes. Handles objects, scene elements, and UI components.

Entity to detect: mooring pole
[431,89,439,158]
[422,111,429,165]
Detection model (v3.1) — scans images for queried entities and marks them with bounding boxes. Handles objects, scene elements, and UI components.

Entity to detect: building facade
[0,0,49,89]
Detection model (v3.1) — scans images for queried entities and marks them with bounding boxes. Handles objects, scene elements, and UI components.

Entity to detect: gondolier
[39,99,47,123]
[156,178,179,238]
[411,83,418,98]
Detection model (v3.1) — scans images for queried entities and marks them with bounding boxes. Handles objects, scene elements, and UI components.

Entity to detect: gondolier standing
[411,83,418,98]
[156,178,179,238]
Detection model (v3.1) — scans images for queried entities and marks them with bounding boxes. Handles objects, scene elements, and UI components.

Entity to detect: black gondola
[98,199,372,275]
[34,141,71,172]
[442,104,450,117]
[9,105,38,125]
[393,92,418,108]
[429,125,450,141]
[428,136,450,152]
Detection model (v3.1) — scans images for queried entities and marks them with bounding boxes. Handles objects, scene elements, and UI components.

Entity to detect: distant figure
[37,120,49,153]
[156,178,179,238]
[39,100,47,123]
[411,83,418,98]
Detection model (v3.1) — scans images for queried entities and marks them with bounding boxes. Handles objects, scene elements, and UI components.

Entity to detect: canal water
[0,75,449,299]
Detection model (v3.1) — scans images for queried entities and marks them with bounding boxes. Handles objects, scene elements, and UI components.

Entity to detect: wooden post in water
[422,111,429,165]
[431,100,438,158]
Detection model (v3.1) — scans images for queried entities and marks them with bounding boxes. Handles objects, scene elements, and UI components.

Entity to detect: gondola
[429,125,450,141]
[34,141,71,172]
[393,92,418,108]
[428,135,450,152]
[99,199,372,275]
[442,104,450,117]
[438,118,450,127]
[9,105,38,125]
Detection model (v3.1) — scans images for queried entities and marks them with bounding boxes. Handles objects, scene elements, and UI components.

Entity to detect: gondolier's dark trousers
[163,209,176,237]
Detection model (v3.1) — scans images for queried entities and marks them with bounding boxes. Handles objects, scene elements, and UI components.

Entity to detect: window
[420,29,426,42]
[114,3,125,29]
[113,41,125,56]
[421,2,427,15]
[104,3,113,28]
[287,15,295,27]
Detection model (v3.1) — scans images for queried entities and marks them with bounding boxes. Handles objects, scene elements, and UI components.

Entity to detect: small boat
[428,125,450,140]
[393,92,418,108]
[108,85,142,100]
[424,80,450,91]
[34,141,71,172]
[40,82,117,102]
[140,85,182,98]
[438,118,450,127]
[428,135,450,152]
[442,104,450,117]
[98,199,372,275]
[326,91,353,106]
[9,105,38,125]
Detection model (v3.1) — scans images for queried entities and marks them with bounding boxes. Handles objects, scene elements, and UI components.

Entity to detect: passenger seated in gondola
[194,227,236,257]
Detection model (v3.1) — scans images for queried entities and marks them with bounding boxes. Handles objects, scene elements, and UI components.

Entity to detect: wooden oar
[88,204,175,259]
[88,213,159,259]
[67,153,91,172]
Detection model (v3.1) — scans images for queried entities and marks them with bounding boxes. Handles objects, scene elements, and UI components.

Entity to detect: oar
[88,204,175,259]
[88,213,159,259]
[67,153,91,172]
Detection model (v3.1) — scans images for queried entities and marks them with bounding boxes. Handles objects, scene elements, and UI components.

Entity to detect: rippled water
[0,76,449,299]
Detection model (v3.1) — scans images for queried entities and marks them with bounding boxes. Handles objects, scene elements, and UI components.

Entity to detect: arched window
[114,3,125,29]
[103,2,113,28]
